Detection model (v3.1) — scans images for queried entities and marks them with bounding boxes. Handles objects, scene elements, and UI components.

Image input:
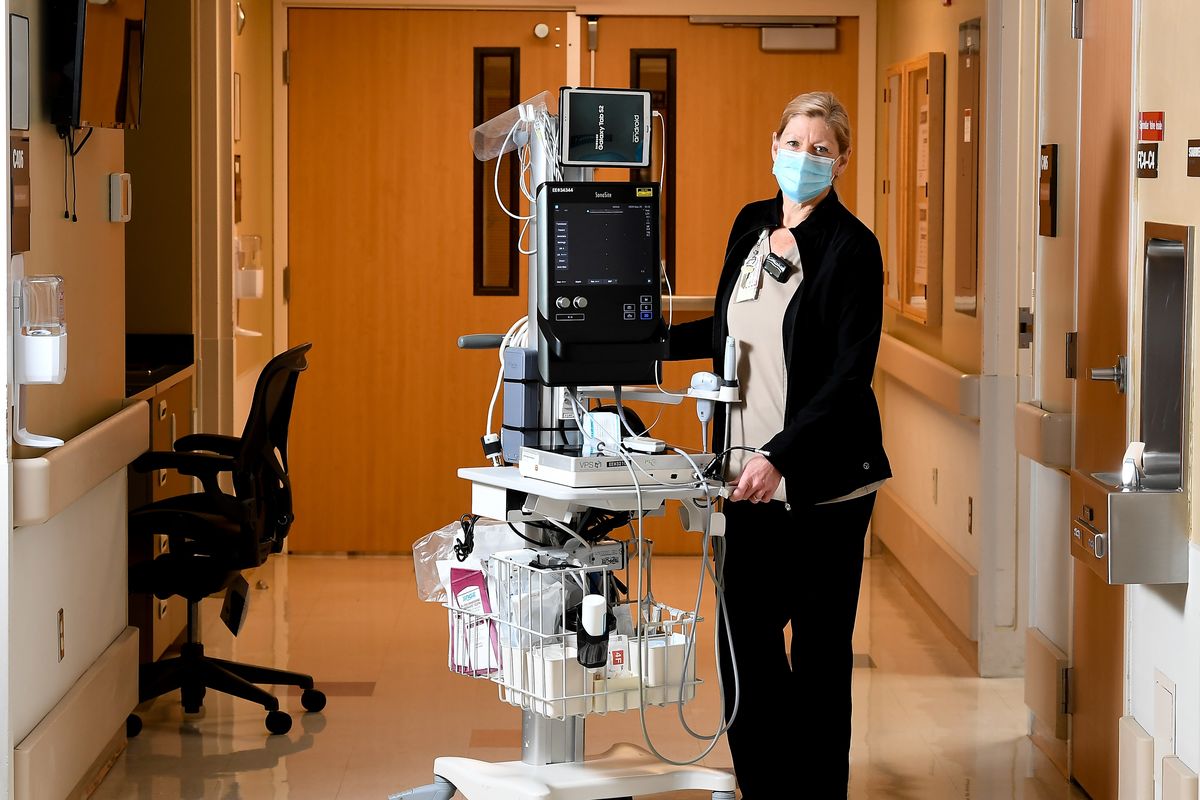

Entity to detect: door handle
[1089,355,1127,394]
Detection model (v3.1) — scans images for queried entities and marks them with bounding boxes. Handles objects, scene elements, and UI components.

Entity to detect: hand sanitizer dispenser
[233,234,264,337]
[12,266,67,447]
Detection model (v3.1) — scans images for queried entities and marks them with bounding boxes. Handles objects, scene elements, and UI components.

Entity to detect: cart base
[417,742,736,800]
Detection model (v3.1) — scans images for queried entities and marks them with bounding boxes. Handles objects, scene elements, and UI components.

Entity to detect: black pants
[718,494,876,799]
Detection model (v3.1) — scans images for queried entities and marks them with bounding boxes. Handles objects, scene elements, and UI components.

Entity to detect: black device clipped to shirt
[763,252,793,282]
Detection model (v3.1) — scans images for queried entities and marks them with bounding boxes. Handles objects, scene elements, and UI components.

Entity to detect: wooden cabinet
[129,369,194,664]
[881,53,946,326]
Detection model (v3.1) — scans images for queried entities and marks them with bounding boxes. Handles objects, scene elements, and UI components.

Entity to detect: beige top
[725,230,802,502]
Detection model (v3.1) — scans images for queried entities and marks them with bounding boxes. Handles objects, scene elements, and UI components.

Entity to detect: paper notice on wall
[917,105,930,184]
[915,212,929,284]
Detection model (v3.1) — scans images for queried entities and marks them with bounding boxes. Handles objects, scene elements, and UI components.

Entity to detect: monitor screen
[549,200,655,287]
[559,87,651,168]
[47,0,147,132]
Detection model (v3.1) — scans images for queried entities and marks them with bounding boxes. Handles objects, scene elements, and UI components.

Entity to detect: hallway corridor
[92,552,1086,799]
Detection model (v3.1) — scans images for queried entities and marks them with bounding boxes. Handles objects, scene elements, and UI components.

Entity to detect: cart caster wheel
[126,714,143,738]
[265,710,292,735]
[301,688,326,712]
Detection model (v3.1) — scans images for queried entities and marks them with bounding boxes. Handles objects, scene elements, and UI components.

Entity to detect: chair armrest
[131,450,236,479]
[131,451,237,496]
[174,433,241,457]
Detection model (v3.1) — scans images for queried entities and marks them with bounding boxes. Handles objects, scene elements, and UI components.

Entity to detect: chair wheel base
[266,710,292,735]
[126,714,143,738]
[301,688,327,712]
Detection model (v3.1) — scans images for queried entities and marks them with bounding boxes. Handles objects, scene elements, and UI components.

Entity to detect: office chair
[127,343,325,736]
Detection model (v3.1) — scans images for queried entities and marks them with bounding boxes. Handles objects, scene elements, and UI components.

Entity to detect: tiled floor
[91,554,1086,799]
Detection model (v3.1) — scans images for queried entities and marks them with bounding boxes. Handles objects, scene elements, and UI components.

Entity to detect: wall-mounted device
[535,181,665,386]
[559,87,652,168]
[108,172,132,222]
[12,260,67,447]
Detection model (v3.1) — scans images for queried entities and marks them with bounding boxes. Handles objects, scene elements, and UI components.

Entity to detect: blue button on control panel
[640,311,653,320]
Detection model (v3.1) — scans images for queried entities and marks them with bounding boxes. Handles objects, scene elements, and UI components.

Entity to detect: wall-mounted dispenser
[11,256,67,447]
[233,234,263,337]
[1074,222,1191,584]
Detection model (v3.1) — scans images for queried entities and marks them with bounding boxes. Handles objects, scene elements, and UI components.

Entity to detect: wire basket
[445,548,700,719]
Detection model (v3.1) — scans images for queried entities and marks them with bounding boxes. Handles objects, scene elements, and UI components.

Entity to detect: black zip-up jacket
[669,189,891,505]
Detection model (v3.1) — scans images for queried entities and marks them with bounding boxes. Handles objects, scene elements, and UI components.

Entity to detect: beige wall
[871,0,985,578]
[875,0,984,374]
[234,0,275,411]
[13,0,126,447]
[125,0,193,335]
[1135,0,1200,543]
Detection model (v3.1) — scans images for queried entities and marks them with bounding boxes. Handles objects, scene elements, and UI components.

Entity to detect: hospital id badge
[734,230,769,303]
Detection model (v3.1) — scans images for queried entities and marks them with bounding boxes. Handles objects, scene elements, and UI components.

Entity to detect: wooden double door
[286,10,860,552]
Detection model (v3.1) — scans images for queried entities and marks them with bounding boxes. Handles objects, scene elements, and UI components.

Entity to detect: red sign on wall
[1139,112,1166,142]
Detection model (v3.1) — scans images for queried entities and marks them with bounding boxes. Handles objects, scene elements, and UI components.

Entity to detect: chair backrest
[235,343,312,558]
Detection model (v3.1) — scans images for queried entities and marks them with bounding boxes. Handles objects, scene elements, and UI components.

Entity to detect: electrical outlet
[968,496,974,534]
[932,468,939,504]
[57,608,65,662]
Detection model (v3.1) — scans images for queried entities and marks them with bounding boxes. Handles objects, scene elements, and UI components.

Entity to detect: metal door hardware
[1089,354,1127,393]
[1018,307,1034,349]
[1065,331,1078,378]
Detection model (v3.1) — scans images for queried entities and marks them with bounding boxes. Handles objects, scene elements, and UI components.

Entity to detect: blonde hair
[776,92,852,155]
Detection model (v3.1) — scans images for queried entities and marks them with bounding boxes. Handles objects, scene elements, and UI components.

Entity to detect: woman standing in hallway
[670,91,890,797]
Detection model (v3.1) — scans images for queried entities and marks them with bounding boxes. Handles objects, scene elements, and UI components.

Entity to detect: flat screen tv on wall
[45,0,148,134]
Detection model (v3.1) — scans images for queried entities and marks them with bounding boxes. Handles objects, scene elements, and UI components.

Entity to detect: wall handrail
[1014,401,1072,470]
[13,402,149,528]
[876,333,981,421]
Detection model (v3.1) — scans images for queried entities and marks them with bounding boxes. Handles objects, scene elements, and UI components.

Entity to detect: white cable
[517,217,535,255]
[560,388,734,754]
[667,446,739,742]
[654,367,688,399]
[620,450,727,765]
[653,112,673,331]
[653,110,667,188]
[494,120,535,221]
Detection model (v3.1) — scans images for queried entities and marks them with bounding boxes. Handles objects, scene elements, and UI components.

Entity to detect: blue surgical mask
[772,149,837,203]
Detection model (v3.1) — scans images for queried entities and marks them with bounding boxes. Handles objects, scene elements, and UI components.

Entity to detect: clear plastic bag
[470,90,553,161]
[412,518,527,602]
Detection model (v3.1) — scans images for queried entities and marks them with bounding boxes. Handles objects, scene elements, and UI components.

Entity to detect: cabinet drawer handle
[158,399,168,421]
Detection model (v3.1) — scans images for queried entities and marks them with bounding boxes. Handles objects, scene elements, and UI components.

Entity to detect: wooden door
[286,9,567,551]
[1069,0,1133,795]
[584,16,860,553]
